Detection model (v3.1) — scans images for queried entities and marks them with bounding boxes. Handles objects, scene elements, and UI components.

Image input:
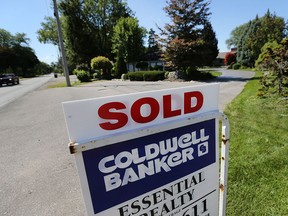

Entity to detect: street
[0,75,53,108]
[0,69,254,216]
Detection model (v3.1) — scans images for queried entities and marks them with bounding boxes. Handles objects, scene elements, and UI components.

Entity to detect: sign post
[63,83,229,216]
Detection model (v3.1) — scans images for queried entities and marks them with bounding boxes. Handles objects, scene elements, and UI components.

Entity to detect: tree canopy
[256,38,288,96]
[37,16,59,46]
[37,0,222,78]
[0,29,40,77]
[58,0,133,66]
[112,17,146,74]
[0,29,30,48]
[146,29,162,62]
[226,10,287,67]
[162,0,218,72]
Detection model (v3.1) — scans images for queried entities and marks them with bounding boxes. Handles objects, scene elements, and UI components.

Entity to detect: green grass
[47,80,85,88]
[210,71,222,77]
[225,72,288,215]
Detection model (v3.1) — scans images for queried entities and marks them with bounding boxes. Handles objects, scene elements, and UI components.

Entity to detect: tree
[59,0,132,66]
[0,47,16,71]
[146,29,162,62]
[34,62,53,75]
[225,22,249,49]
[13,46,39,77]
[112,17,146,74]
[13,33,30,47]
[162,0,218,72]
[200,21,219,66]
[0,29,13,47]
[255,39,288,96]
[37,16,59,46]
[0,29,30,48]
[59,0,97,66]
[0,29,39,77]
[226,11,287,67]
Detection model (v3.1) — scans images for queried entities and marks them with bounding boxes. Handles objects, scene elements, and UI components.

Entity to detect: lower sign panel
[81,119,218,215]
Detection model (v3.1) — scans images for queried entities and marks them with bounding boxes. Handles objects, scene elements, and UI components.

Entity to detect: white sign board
[63,84,219,143]
[63,83,221,216]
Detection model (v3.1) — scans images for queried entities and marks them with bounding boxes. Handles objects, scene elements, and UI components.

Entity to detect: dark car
[0,74,20,86]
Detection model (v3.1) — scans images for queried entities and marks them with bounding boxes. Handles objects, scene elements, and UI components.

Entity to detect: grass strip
[47,80,84,88]
[225,72,288,215]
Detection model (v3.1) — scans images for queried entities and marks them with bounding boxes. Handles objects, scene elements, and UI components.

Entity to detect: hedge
[124,71,165,81]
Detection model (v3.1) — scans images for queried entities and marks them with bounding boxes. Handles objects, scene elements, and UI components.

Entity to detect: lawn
[224,72,288,215]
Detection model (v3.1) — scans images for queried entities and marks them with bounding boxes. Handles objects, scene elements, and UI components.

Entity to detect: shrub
[227,62,235,69]
[91,56,113,79]
[74,69,91,82]
[165,71,170,79]
[233,63,241,70]
[91,56,113,70]
[126,72,144,81]
[92,72,100,79]
[125,71,165,81]
[143,71,165,81]
[76,63,90,71]
[185,67,197,79]
[224,52,237,66]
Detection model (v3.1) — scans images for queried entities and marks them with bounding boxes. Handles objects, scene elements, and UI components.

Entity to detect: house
[127,60,165,72]
[213,48,237,66]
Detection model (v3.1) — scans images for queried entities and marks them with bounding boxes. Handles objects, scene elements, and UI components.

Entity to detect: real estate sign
[63,83,221,216]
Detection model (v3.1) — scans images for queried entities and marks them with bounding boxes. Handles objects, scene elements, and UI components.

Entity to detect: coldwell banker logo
[82,119,216,215]
[99,128,209,192]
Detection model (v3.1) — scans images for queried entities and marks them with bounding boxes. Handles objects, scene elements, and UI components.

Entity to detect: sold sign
[62,83,223,216]
[98,91,203,130]
[63,84,219,143]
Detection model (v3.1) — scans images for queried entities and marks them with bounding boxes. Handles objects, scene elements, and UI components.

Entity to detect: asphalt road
[0,69,254,216]
[0,75,53,108]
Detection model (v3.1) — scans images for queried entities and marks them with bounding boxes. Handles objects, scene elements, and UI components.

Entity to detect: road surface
[0,75,53,108]
[214,68,255,111]
[0,69,254,216]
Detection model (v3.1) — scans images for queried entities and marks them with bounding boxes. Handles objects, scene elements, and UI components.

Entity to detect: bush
[185,67,197,79]
[91,56,113,70]
[91,56,113,79]
[143,71,165,81]
[165,71,170,79]
[126,72,144,81]
[224,52,237,66]
[186,70,214,81]
[227,62,235,69]
[233,63,241,70]
[92,71,101,80]
[125,71,166,81]
[74,69,91,82]
[76,63,90,71]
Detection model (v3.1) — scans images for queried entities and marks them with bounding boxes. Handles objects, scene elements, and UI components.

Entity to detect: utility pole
[53,0,71,87]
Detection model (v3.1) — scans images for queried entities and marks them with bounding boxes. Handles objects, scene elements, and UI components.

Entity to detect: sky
[1,0,288,65]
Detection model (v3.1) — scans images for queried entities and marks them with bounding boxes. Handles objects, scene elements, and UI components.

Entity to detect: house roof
[217,52,228,59]
[217,48,237,59]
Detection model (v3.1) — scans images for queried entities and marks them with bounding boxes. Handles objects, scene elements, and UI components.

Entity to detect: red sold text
[98,91,204,130]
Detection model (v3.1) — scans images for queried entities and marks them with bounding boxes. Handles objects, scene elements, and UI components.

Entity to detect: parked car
[0,74,20,86]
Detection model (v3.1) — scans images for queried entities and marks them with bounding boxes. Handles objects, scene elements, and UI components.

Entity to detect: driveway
[214,68,255,111]
[0,69,254,216]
